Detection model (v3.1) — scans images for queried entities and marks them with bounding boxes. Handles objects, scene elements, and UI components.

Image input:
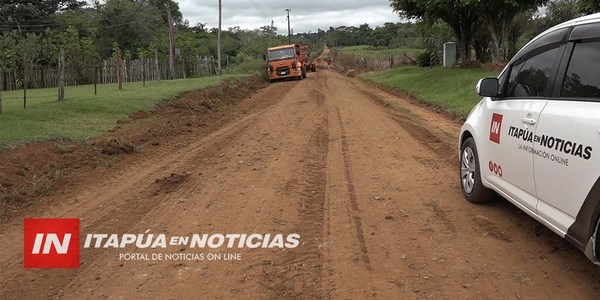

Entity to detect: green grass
[339,45,422,58]
[0,74,249,148]
[364,65,499,118]
[225,59,268,80]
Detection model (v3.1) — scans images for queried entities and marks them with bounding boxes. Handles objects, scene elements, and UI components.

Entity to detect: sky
[175,0,401,34]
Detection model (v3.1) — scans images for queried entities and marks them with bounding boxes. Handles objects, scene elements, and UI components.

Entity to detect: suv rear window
[561,41,600,99]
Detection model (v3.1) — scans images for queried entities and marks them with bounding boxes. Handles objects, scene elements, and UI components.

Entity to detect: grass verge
[338,45,422,59]
[0,74,249,148]
[363,65,499,119]
[225,59,268,80]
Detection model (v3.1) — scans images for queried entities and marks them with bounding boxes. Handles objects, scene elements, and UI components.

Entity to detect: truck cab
[267,44,304,82]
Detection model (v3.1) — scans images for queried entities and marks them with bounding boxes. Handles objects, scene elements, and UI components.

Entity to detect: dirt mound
[95,138,135,155]
[0,76,267,222]
[153,172,191,195]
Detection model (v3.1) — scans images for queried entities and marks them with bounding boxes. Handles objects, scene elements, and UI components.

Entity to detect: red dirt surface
[0,59,599,299]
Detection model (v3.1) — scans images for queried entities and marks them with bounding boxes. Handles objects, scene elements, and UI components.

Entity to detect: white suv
[459,13,600,265]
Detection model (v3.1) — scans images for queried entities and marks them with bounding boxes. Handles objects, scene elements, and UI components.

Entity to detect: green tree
[578,0,600,13]
[94,0,168,58]
[469,0,548,63]
[547,0,582,25]
[147,0,183,24]
[370,23,399,47]
[0,0,85,33]
[390,0,479,63]
[0,34,18,114]
[527,0,583,39]
[47,27,100,84]
[11,32,43,108]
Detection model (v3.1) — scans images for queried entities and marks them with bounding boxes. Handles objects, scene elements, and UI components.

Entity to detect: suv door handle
[522,117,537,125]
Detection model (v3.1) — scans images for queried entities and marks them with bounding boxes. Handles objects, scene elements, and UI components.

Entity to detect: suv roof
[538,12,600,38]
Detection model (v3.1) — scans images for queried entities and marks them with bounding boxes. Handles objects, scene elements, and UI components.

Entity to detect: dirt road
[1,61,599,299]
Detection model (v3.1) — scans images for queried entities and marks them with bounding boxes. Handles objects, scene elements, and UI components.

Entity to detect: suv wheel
[460,137,494,203]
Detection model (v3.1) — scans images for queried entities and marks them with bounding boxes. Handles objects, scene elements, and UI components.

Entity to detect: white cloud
[175,0,400,33]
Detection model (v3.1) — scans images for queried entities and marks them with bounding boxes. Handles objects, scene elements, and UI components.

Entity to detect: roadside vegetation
[336,0,600,120]
[338,45,421,59]
[0,75,248,148]
[364,66,498,119]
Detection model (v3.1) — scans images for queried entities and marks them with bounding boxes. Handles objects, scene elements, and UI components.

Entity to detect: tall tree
[94,0,168,58]
[468,0,548,63]
[14,33,42,108]
[578,0,600,13]
[147,0,183,24]
[0,33,18,114]
[0,0,85,33]
[390,0,478,63]
[547,0,582,25]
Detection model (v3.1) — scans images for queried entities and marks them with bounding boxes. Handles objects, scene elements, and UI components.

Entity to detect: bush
[416,50,435,67]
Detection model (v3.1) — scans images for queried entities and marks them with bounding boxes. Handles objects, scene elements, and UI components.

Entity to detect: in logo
[489,113,503,144]
[24,218,80,268]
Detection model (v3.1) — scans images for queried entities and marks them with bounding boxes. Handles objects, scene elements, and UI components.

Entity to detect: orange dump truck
[267,44,305,82]
[267,44,318,83]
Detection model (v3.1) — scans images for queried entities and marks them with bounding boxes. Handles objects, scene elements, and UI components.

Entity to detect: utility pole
[270,19,275,47]
[165,4,176,79]
[285,8,291,44]
[217,0,222,75]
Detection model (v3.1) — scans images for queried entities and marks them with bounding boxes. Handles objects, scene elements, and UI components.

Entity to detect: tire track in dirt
[333,105,372,271]
[259,88,329,299]
[359,88,457,166]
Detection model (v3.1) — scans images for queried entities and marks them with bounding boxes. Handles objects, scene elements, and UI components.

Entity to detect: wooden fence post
[0,72,3,115]
[155,49,160,82]
[58,48,65,101]
[142,57,146,87]
[94,61,98,95]
[115,48,123,90]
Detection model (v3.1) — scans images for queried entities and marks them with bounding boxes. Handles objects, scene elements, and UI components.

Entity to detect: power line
[248,0,271,21]
[248,0,266,20]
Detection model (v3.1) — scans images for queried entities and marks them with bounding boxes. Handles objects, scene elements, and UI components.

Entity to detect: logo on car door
[490,113,503,144]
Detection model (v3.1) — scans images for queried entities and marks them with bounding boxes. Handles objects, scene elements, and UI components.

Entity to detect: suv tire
[460,137,495,203]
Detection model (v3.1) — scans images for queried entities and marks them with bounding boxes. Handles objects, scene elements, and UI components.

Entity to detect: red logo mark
[489,113,503,144]
[488,161,503,177]
[24,218,80,268]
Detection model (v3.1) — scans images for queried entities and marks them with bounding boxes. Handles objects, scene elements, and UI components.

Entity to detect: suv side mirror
[476,78,499,97]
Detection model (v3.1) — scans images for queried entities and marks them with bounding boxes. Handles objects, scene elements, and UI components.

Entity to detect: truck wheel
[301,66,307,78]
[460,137,495,203]
[311,64,317,72]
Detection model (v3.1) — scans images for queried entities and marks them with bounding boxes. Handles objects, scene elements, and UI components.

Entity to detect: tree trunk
[58,48,65,101]
[488,26,502,64]
[481,13,509,64]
